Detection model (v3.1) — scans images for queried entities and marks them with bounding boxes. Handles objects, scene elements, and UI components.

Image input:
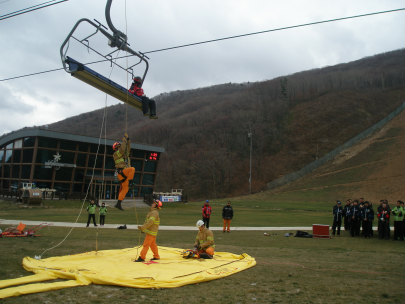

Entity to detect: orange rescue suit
[113,136,135,200]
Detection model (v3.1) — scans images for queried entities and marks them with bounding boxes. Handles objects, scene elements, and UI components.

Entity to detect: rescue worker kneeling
[136,200,162,262]
[194,220,215,258]
[113,133,135,211]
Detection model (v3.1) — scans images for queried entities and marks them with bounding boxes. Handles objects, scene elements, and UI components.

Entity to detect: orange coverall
[113,136,135,200]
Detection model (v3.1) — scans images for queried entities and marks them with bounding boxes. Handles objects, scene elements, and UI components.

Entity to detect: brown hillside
[44,49,405,199]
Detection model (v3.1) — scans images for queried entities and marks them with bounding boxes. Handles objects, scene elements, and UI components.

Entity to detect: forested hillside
[46,49,405,199]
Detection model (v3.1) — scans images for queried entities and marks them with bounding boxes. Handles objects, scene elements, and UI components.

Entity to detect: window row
[0,137,149,159]
[0,149,157,172]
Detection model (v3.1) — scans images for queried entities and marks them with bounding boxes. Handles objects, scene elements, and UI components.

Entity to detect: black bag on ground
[294,230,312,238]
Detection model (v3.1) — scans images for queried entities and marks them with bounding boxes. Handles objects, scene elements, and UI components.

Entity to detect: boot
[135,256,145,262]
[114,200,124,211]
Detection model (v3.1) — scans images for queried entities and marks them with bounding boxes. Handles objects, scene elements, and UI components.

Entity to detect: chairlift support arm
[60,0,149,85]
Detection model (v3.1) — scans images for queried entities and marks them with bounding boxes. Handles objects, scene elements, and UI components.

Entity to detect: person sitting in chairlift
[128,76,158,119]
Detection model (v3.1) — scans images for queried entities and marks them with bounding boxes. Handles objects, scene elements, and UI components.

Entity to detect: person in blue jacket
[361,201,374,239]
[332,201,343,236]
[350,200,361,237]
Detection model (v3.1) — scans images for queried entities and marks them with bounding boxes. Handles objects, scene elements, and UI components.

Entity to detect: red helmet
[154,200,162,209]
[112,142,121,151]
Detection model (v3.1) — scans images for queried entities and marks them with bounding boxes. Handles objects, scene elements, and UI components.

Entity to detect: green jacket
[391,206,404,221]
[99,206,107,216]
[87,204,96,215]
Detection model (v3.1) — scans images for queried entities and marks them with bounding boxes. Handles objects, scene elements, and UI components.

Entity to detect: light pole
[248,133,252,194]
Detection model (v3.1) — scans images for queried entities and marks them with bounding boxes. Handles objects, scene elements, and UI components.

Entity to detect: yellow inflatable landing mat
[0,246,256,299]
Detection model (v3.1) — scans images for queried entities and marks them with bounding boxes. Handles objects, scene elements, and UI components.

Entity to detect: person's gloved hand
[138,226,144,233]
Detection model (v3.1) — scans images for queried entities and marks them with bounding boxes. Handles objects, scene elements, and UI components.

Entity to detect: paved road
[0,219,315,231]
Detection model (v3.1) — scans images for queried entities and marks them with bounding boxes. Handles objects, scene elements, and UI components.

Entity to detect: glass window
[73,183,83,192]
[58,151,75,164]
[0,150,3,163]
[33,165,53,180]
[21,165,31,179]
[3,179,10,189]
[132,173,141,184]
[38,137,58,149]
[131,160,143,171]
[103,170,115,177]
[144,161,157,173]
[76,153,87,167]
[106,145,114,155]
[35,181,51,189]
[36,149,57,164]
[142,174,155,185]
[140,187,153,197]
[53,183,70,192]
[13,150,21,163]
[78,142,88,152]
[131,187,139,197]
[5,150,12,163]
[73,169,85,182]
[14,139,22,149]
[24,137,36,147]
[90,144,105,154]
[11,180,19,190]
[3,165,10,178]
[105,157,115,170]
[22,149,34,163]
[88,154,103,169]
[12,165,20,178]
[55,167,73,181]
[86,169,102,177]
[59,140,76,151]
[132,149,145,158]
[0,164,2,178]
[6,142,13,149]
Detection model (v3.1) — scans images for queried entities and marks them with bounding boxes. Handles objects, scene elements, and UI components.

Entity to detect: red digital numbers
[149,153,158,160]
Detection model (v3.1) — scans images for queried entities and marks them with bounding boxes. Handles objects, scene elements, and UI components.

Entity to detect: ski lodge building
[0,128,165,199]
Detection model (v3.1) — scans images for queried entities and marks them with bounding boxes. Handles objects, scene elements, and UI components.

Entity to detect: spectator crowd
[331,198,405,240]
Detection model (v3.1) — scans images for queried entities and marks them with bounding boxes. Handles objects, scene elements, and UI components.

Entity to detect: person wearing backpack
[202,200,212,229]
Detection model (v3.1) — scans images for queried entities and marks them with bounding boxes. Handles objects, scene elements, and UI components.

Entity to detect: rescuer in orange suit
[136,200,162,262]
[113,133,135,211]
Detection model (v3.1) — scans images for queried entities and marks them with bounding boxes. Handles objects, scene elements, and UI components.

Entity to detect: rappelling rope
[123,0,142,258]
[38,50,121,259]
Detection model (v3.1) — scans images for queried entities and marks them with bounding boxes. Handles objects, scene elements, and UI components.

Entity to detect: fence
[267,101,405,190]
[0,189,97,203]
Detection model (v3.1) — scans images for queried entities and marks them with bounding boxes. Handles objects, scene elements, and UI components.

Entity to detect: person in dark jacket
[86,200,98,227]
[202,200,212,229]
[343,199,351,231]
[222,201,234,233]
[350,200,361,237]
[332,201,343,236]
[401,201,405,239]
[377,203,390,240]
[361,201,374,238]
[128,76,158,119]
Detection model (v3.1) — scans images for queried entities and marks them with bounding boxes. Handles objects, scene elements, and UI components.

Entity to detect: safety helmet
[206,200,209,203]
[112,142,121,151]
[133,76,142,83]
[196,220,205,228]
[154,200,162,209]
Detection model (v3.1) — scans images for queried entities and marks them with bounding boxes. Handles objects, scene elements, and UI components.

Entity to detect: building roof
[0,128,165,153]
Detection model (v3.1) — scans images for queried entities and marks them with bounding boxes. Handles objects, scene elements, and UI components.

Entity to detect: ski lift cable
[0,0,68,21]
[1,7,404,82]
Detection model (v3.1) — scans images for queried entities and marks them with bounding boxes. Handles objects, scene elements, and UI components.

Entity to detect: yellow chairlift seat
[66,57,143,111]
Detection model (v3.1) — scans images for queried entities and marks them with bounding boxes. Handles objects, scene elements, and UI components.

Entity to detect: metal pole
[248,133,252,194]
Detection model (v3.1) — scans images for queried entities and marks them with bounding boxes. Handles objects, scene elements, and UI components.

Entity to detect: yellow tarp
[0,246,256,299]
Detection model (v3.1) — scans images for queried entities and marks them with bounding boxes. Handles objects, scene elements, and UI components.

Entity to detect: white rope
[38,50,121,259]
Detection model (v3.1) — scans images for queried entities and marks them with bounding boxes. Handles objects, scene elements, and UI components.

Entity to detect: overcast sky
[0,0,404,134]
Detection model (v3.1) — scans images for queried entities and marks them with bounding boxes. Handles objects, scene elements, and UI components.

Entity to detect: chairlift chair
[60,0,148,111]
